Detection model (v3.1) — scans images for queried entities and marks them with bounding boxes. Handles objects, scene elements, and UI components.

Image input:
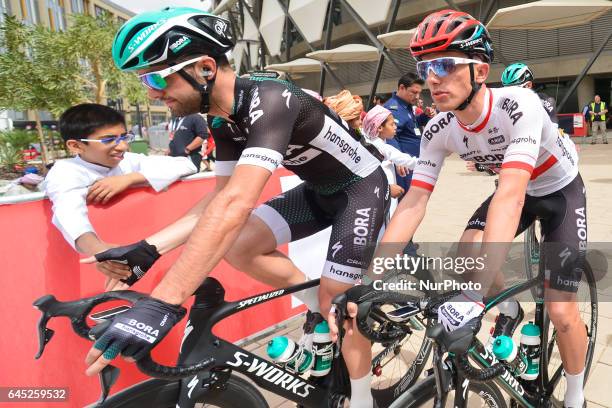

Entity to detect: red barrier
[0,169,304,407]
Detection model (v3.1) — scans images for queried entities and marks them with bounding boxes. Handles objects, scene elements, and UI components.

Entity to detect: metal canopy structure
[213,0,238,15]
[486,1,612,111]
[376,29,416,50]
[487,0,612,30]
[264,58,323,73]
[306,44,379,63]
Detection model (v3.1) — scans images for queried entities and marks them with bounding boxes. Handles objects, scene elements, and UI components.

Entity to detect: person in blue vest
[384,73,434,193]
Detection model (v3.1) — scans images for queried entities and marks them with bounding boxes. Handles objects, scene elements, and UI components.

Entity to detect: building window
[94,5,107,18]
[20,0,40,24]
[70,0,84,13]
[47,0,66,31]
[150,113,168,126]
[0,0,11,24]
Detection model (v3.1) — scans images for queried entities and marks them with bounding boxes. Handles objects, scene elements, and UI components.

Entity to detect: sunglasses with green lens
[138,56,207,91]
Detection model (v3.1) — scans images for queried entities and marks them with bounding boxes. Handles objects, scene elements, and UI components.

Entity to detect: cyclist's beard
[169,92,201,116]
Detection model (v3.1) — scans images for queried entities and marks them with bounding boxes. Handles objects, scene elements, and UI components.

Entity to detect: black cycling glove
[90,297,186,361]
[95,240,161,286]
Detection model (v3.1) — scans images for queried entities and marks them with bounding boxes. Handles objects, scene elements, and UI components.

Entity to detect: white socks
[564,368,585,408]
[350,374,374,408]
[497,297,519,318]
[293,280,320,313]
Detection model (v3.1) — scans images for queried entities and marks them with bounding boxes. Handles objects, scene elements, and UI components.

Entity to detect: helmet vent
[120,23,154,57]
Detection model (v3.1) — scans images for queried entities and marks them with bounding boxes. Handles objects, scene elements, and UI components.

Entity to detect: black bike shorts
[253,167,389,284]
[466,174,587,293]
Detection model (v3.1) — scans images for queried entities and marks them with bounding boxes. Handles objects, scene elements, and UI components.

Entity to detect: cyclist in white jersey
[330,9,588,408]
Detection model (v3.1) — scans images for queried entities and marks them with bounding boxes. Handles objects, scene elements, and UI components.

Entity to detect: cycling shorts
[253,167,390,284]
[466,174,587,292]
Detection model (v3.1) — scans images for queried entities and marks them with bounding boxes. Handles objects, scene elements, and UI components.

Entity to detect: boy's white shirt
[42,152,197,250]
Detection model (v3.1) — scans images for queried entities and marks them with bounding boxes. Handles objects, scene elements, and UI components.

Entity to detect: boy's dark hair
[398,73,424,88]
[59,103,125,142]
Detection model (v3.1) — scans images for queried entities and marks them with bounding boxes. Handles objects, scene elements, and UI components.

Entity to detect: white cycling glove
[438,290,484,332]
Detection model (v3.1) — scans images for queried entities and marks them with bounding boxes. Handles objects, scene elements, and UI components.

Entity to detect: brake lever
[33,295,58,359]
[32,291,144,359]
[93,365,120,407]
[34,310,54,359]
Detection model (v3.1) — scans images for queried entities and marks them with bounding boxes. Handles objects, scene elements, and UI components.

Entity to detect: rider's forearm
[145,192,217,255]
[479,189,524,282]
[150,191,252,305]
[380,189,429,244]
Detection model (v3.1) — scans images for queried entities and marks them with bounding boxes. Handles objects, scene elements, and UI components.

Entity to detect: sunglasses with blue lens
[416,57,483,81]
[80,132,135,145]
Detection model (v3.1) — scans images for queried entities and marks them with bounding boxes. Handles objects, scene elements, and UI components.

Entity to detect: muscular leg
[225,214,307,287]
[545,289,587,375]
[319,277,372,380]
[458,228,505,295]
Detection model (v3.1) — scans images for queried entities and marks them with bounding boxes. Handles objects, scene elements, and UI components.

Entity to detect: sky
[112,0,213,14]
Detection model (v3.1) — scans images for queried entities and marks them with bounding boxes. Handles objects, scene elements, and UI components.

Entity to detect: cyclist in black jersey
[83,7,387,407]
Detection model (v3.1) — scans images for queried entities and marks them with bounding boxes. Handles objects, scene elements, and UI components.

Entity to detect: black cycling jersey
[212,77,382,194]
[537,91,558,124]
[208,77,389,284]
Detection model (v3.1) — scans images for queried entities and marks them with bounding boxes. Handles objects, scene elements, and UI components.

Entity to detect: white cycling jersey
[412,86,578,197]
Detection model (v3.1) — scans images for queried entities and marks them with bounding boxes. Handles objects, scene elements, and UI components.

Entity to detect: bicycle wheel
[396,375,508,408]
[541,260,598,404]
[99,374,269,408]
[366,265,436,406]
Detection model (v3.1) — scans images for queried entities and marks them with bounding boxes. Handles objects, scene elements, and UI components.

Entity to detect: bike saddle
[527,197,559,220]
[426,318,480,354]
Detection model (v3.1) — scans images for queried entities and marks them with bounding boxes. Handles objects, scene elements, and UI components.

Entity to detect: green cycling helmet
[112,6,234,71]
[501,62,534,87]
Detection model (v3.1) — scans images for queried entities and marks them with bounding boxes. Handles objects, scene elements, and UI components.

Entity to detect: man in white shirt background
[42,103,196,290]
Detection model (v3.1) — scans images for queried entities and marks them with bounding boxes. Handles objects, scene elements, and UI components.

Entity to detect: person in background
[43,103,196,291]
[589,94,608,144]
[168,113,208,170]
[362,105,417,212]
[384,73,435,194]
[501,62,558,124]
[323,90,364,137]
[373,94,385,106]
[200,129,216,172]
[415,98,424,115]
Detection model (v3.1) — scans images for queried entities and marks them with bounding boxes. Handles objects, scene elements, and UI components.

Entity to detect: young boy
[43,103,196,290]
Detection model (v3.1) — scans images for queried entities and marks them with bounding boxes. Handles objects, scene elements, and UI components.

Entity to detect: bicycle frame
[98,276,417,408]
[426,260,596,408]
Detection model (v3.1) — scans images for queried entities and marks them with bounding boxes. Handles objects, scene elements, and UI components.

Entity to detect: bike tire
[392,375,508,408]
[541,259,598,401]
[97,374,269,408]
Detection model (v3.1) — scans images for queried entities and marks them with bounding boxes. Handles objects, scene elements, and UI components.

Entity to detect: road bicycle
[340,225,598,407]
[33,272,433,408]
